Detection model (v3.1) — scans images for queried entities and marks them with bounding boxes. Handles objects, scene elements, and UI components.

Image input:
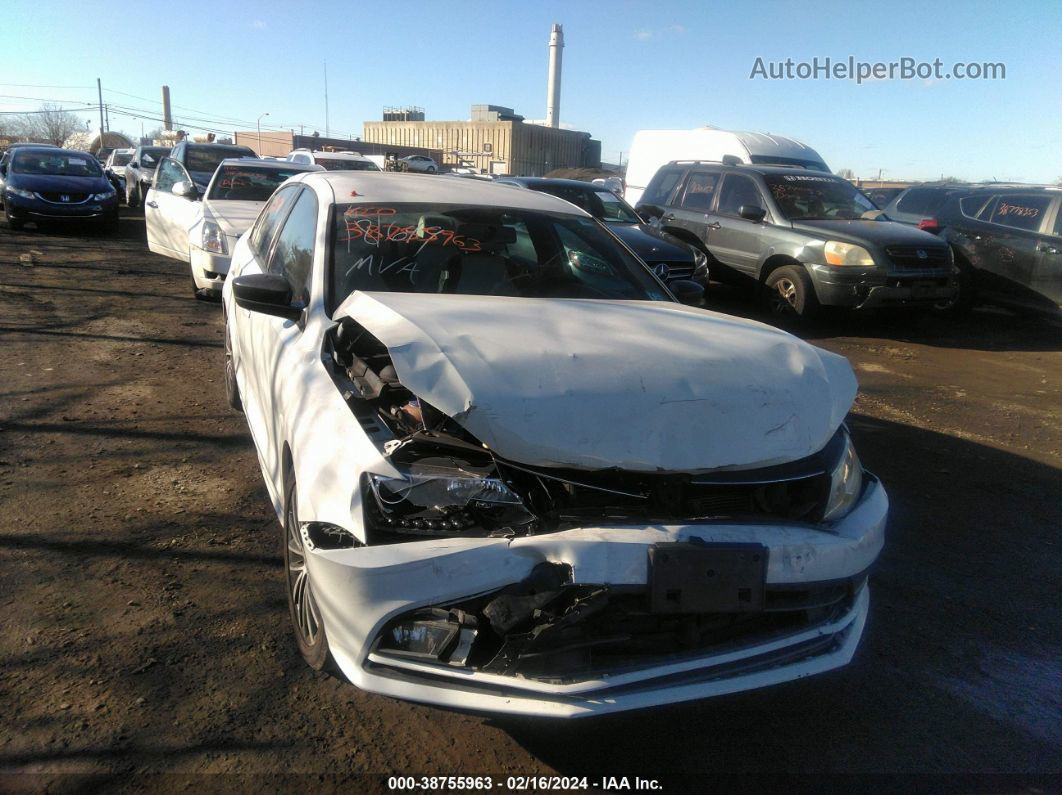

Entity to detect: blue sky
[1,0,1059,182]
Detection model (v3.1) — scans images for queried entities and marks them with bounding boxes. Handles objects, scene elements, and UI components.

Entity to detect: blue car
[2,146,119,232]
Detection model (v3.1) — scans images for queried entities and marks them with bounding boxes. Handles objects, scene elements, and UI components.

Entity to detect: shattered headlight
[200,219,227,254]
[367,458,534,536]
[823,432,863,521]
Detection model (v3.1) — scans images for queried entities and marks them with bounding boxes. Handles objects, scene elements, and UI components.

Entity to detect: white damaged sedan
[221,172,887,718]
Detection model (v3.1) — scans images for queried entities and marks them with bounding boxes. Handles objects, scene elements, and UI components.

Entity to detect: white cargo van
[624,128,830,206]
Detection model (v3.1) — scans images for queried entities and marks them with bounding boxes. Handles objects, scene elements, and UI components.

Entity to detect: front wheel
[765,265,820,319]
[284,476,332,671]
[426,166,436,174]
[6,209,24,230]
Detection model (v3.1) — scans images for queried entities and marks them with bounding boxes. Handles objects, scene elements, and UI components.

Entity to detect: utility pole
[97,78,105,145]
[324,61,330,138]
[104,104,110,131]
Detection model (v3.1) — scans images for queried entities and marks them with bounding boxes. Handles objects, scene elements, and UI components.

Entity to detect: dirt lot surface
[1,208,1059,791]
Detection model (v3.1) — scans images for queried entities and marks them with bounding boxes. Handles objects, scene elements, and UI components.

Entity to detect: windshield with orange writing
[330,203,669,309]
[765,174,877,221]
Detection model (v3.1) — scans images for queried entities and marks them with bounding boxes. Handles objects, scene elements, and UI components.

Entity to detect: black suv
[167,141,257,193]
[884,185,1061,315]
[637,161,956,318]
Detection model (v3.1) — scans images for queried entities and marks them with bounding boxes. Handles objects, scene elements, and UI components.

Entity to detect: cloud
[251,19,267,29]
[633,24,685,41]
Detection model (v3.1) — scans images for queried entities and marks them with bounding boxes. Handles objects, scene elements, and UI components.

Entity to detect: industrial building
[232,130,442,162]
[363,104,600,176]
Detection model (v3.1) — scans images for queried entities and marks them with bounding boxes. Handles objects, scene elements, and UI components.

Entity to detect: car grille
[36,192,89,204]
[646,261,695,281]
[884,246,949,271]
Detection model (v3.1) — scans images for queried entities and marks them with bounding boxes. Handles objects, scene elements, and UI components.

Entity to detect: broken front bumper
[307,475,887,717]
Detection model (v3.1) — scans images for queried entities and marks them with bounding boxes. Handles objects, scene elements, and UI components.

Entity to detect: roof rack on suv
[664,158,814,170]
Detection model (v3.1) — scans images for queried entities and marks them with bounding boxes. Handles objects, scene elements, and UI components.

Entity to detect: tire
[765,265,820,319]
[126,180,139,208]
[283,474,331,671]
[426,166,436,174]
[933,250,976,317]
[223,312,242,412]
[6,209,24,230]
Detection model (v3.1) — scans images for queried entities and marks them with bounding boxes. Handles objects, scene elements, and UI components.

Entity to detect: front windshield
[186,146,253,176]
[12,151,102,177]
[112,152,133,167]
[330,203,670,308]
[316,158,378,171]
[208,165,305,201]
[765,174,878,220]
[140,147,170,167]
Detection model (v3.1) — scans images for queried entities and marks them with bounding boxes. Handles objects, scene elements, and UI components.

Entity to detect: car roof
[302,171,592,216]
[12,146,94,157]
[302,150,371,160]
[216,157,318,171]
[662,160,835,177]
[499,177,608,191]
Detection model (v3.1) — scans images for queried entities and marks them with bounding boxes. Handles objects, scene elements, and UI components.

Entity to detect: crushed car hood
[334,293,858,472]
[204,199,265,238]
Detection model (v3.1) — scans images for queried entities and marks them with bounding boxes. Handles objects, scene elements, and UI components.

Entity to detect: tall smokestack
[546,23,563,128]
[161,85,173,131]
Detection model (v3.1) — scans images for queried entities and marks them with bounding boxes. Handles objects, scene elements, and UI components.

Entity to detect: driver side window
[154,159,185,192]
[717,175,763,217]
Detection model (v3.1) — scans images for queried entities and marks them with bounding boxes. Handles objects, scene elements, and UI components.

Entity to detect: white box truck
[624,128,830,206]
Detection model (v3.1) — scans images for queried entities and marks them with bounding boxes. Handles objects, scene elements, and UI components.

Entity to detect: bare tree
[14,104,84,145]
[835,168,855,180]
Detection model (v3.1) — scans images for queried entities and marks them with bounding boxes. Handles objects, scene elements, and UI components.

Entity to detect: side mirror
[669,279,705,306]
[738,205,767,222]
[232,273,302,321]
[172,181,197,199]
[636,203,663,222]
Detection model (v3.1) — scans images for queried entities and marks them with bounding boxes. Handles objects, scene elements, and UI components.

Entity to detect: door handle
[663,213,675,221]
[706,222,721,230]
[1038,245,1060,255]
[146,201,158,209]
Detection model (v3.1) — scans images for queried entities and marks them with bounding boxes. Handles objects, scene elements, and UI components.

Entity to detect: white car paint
[333,291,856,471]
[147,158,320,293]
[222,171,887,717]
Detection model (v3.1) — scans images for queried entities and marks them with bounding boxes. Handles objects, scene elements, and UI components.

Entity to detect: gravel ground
[0,208,1059,791]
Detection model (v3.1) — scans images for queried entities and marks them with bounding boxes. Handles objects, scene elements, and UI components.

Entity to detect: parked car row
[1,134,889,718]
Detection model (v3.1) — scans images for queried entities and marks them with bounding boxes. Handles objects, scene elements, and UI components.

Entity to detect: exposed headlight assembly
[6,187,35,200]
[367,458,535,537]
[824,240,875,267]
[200,219,227,254]
[823,431,863,521]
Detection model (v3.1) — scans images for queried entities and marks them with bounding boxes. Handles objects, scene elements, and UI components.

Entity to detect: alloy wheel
[285,492,321,647]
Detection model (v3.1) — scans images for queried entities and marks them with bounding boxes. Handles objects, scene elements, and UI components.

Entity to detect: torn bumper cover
[306,475,886,718]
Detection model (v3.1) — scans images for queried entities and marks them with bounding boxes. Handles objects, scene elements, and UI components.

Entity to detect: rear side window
[641,168,684,207]
[896,188,949,215]
[988,194,1052,232]
[679,171,720,211]
[267,189,318,298]
[1054,205,1062,237]
[249,186,300,260]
